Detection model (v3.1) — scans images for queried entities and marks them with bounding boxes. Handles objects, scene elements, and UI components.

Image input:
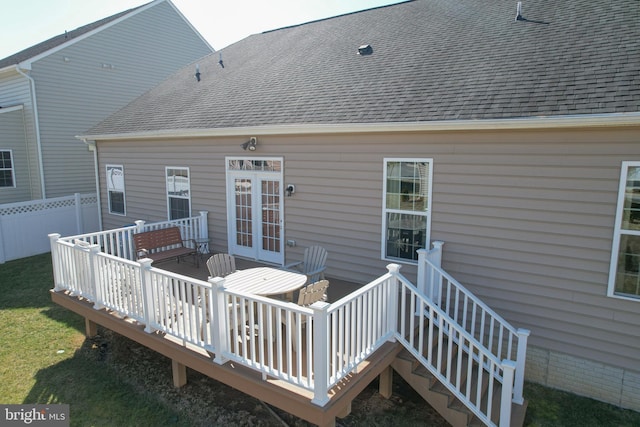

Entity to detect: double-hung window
[609,161,640,301]
[166,167,191,220]
[0,150,15,188]
[382,158,432,262]
[106,165,125,215]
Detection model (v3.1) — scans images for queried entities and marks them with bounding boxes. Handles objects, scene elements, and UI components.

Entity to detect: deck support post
[171,359,188,388]
[336,402,352,418]
[85,319,98,337]
[379,365,394,399]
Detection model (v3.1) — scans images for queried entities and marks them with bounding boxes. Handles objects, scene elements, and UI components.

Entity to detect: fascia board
[78,112,640,142]
[18,0,164,69]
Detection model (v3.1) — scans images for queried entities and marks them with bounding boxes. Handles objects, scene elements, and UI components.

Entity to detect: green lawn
[0,253,188,426]
[1,253,639,426]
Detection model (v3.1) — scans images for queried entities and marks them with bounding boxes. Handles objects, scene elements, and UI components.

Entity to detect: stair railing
[417,242,530,406]
[395,273,515,426]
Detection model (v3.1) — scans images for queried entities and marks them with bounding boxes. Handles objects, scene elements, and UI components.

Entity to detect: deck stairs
[391,320,528,427]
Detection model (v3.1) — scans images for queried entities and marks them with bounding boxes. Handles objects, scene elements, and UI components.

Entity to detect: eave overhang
[77,112,640,143]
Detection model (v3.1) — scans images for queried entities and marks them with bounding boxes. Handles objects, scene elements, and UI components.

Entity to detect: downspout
[15,65,46,199]
[85,139,103,231]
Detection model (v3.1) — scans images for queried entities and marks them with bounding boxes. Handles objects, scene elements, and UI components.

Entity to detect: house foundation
[526,346,640,412]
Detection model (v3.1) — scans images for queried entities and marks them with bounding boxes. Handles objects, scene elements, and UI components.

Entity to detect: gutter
[77,112,640,141]
[15,65,47,198]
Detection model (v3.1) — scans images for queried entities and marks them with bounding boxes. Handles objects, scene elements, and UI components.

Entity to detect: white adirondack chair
[206,253,237,278]
[284,245,327,283]
[284,280,330,350]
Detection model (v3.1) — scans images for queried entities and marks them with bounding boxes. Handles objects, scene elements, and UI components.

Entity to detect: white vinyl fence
[0,193,99,263]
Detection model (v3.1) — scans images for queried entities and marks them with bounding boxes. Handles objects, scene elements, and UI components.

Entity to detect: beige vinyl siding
[0,73,42,200]
[96,124,640,374]
[0,108,31,203]
[30,0,212,198]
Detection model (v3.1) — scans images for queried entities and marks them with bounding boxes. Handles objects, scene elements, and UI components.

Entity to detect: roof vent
[357,44,373,56]
[515,1,523,21]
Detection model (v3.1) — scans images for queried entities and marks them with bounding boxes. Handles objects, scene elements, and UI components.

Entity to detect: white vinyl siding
[166,167,191,220]
[27,0,212,198]
[608,161,640,301]
[96,126,640,376]
[0,75,42,201]
[382,158,432,263]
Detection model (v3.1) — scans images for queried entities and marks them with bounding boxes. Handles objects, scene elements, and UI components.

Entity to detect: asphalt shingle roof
[89,0,640,136]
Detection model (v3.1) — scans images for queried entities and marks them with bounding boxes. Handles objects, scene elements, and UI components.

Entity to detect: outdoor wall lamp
[241,137,257,151]
[286,184,295,197]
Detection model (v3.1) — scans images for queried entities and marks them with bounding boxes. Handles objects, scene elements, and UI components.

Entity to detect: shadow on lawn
[23,336,189,427]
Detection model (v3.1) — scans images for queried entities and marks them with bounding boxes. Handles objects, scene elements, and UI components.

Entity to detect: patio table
[222,267,307,300]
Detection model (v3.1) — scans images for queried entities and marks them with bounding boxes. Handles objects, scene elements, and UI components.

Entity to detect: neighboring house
[0,0,213,205]
[80,0,640,411]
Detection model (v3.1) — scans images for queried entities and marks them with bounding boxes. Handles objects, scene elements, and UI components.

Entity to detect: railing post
[199,211,208,240]
[88,244,102,309]
[311,301,330,406]
[139,258,155,333]
[417,248,427,296]
[386,263,401,339]
[500,360,516,427]
[49,233,62,291]
[513,328,530,404]
[426,241,444,304]
[135,220,146,233]
[210,276,229,364]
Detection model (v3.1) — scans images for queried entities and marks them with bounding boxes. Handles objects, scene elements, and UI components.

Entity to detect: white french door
[226,158,283,264]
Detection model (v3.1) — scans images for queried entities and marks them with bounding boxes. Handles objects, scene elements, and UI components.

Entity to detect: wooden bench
[133,227,198,266]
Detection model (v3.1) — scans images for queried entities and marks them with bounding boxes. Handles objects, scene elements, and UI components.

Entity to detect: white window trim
[608,161,640,302]
[381,158,433,264]
[106,164,126,216]
[165,166,191,220]
[0,149,16,188]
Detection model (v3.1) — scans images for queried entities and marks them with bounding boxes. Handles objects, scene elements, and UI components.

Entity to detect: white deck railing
[417,242,530,426]
[49,227,527,427]
[58,211,209,260]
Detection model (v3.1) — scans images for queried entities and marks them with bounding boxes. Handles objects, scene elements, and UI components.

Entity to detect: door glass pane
[261,180,280,253]
[235,178,252,248]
